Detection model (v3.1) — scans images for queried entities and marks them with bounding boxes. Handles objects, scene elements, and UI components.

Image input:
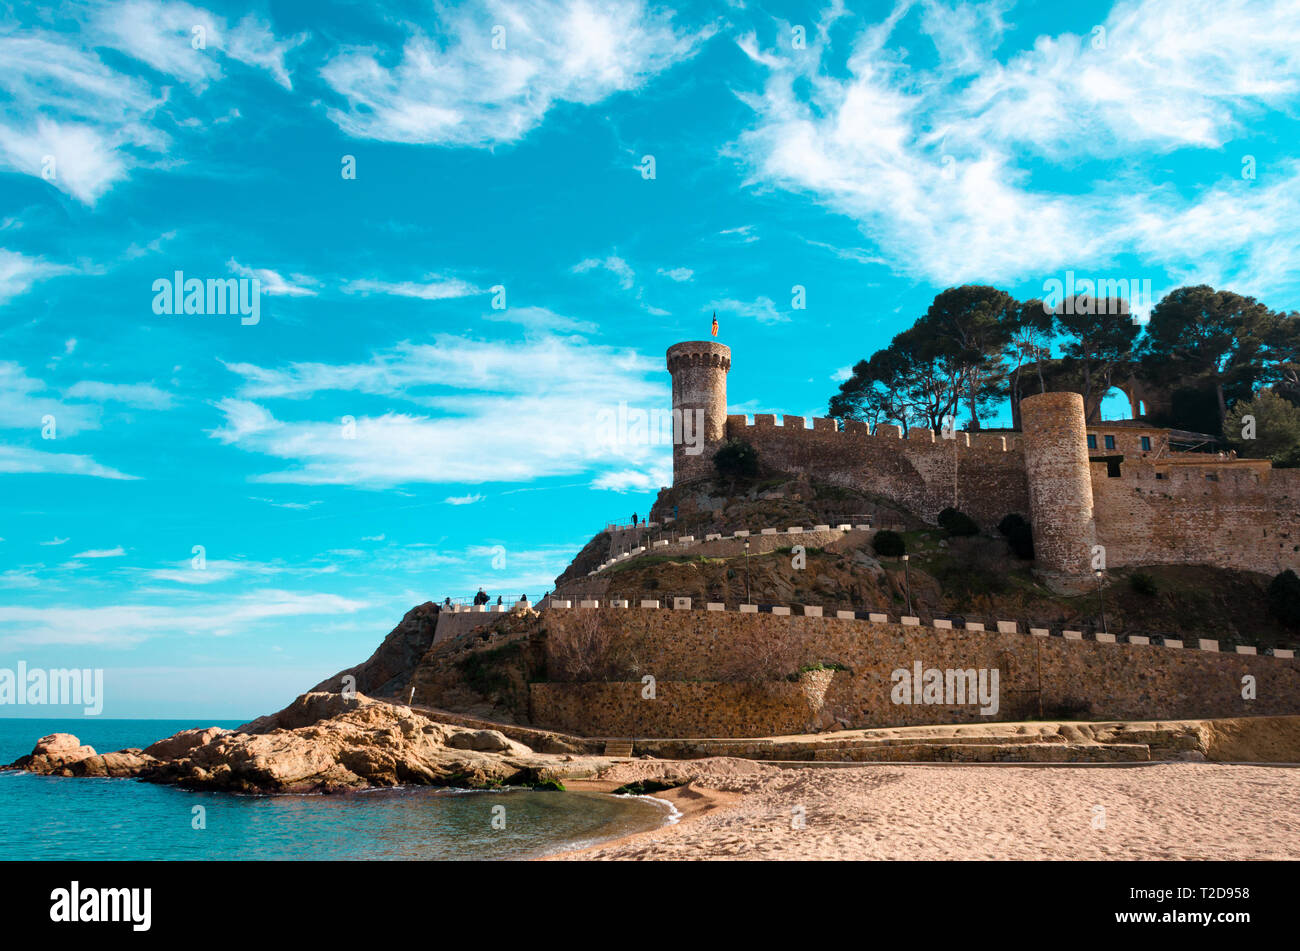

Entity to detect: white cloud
[0,5,304,203]
[227,258,319,297]
[319,0,707,146]
[0,361,100,434]
[709,296,786,324]
[658,267,694,282]
[0,446,137,480]
[41,538,70,546]
[87,1,305,91]
[73,546,125,558]
[65,381,174,409]
[831,366,853,382]
[342,277,480,301]
[591,466,669,493]
[573,255,635,290]
[733,0,1300,296]
[444,493,484,505]
[0,589,367,648]
[213,333,671,487]
[0,250,74,305]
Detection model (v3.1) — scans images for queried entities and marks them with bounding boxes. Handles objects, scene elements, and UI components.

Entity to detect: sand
[550,758,1300,860]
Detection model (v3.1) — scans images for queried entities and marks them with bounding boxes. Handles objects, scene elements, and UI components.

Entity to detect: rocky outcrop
[311,602,441,698]
[3,692,561,794]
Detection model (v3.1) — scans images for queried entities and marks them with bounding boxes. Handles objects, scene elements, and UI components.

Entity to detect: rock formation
[3,691,569,794]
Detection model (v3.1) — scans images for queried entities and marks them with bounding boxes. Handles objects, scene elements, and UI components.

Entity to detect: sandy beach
[551,758,1300,860]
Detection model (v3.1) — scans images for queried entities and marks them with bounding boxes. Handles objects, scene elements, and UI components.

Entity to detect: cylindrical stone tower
[666,341,731,485]
[1020,391,1096,594]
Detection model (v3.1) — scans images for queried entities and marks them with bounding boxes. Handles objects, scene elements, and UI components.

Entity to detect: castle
[666,340,1300,593]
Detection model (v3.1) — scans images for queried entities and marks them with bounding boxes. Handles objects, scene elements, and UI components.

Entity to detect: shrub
[937,507,979,537]
[713,439,759,482]
[1129,572,1158,596]
[1267,569,1300,628]
[872,530,905,557]
[997,513,1035,560]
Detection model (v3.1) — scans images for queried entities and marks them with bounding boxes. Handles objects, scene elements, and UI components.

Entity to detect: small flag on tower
[711,312,718,337]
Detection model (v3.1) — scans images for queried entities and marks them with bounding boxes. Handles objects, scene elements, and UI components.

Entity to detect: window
[1141,436,1151,451]
[1155,471,1166,480]
[1104,434,1116,450]
[1086,434,1097,449]
[1106,459,1122,478]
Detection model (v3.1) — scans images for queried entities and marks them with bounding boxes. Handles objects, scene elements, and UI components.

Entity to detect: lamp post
[744,540,751,603]
[1094,569,1108,635]
[901,553,913,617]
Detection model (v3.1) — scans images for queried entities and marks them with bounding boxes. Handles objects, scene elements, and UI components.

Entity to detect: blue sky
[3,0,1299,717]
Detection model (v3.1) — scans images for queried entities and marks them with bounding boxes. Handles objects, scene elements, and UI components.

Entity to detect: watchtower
[1020,391,1096,593]
[666,340,731,484]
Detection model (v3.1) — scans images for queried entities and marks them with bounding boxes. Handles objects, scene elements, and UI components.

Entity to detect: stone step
[603,739,634,757]
[810,742,1152,763]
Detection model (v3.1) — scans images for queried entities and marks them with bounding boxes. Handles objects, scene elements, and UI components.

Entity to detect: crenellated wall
[724,413,1029,528]
[663,339,1300,586]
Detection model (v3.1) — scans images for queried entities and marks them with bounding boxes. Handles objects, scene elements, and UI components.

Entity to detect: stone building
[666,340,1300,594]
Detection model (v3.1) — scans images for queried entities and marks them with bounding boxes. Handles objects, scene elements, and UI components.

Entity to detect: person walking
[632,512,638,528]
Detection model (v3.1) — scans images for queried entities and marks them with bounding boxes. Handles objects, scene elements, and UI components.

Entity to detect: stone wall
[724,414,1030,528]
[532,609,1300,737]
[1092,459,1300,577]
[529,680,821,738]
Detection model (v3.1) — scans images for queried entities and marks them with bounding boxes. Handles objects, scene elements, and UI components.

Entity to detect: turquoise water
[0,719,665,860]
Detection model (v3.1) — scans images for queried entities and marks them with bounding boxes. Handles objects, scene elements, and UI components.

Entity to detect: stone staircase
[625,720,1223,764]
[603,739,635,757]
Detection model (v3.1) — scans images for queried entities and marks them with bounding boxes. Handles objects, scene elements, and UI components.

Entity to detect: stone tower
[666,340,731,484]
[1020,391,1096,594]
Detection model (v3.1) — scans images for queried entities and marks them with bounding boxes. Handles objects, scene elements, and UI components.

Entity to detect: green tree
[1139,286,1284,434]
[1226,390,1300,467]
[1006,298,1053,412]
[1053,294,1139,422]
[914,285,1018,430]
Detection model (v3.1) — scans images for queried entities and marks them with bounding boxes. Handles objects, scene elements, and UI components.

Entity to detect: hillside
[555,474,1300,651]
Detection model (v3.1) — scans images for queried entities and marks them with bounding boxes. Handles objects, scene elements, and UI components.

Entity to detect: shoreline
[541,778,740,860]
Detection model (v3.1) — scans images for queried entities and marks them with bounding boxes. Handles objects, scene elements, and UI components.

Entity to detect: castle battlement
[728,414,1022,452]
[667,340,1300,592]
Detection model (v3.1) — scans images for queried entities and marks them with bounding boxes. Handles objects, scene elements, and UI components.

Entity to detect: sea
[0,719,668,861]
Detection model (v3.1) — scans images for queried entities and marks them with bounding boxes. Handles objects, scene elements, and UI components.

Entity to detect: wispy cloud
[444,493,484,505]
[342,277,480,301]
[573,255,635,290]
[65,381,174,409]
[0,589,366,648]
[0,446,136,480]
[0,250,74,305]
[212,333,669,487]
[73,546,125,558]
[733,0,1300,296]
[319,0,708,146]
[709,296,786,324]
[227,258,320,297]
